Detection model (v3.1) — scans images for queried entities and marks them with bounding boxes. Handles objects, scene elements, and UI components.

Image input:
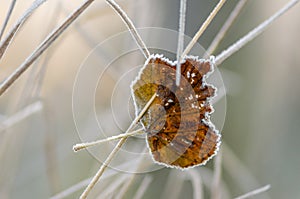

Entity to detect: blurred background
[0,0,299,198]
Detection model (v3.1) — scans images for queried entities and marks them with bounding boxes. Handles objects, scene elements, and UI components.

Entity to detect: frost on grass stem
[234,185,271,199]
[181,0,227,58]
[106,0,150,59]
[0,0,17,40]
[206,0,248,56]
[215,0,300,65]
[0,0,48,60]
[73,128,143,152]
[79,94,156,199]
[176,0,187,86]
[0,0,96,96]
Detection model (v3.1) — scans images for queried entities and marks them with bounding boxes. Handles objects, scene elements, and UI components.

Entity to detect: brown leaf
[131,54,220,169]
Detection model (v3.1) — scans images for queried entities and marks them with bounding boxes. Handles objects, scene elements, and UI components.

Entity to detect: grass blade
[106,0,150,58]
[176,0,187,85]
[234,185,271,199]
[0,0,96,96]
[215,0,299,65]
[206,0,248,55]
[0,0,17,40]
[0,0,47,60]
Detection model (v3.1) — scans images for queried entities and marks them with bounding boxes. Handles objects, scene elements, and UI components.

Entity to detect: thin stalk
[18,3,61,107]
[49,154,148,199]
[187,170,204,199]
[132,176,153,199]
[222,143,260,193]
[0,0,17,40]
[215,0,299,66]
[0,101,43,132]
[106,0,150,59]
[115,147,148,198]
[211,148,223,199]
[73,128,144,152]
[176,0,187,86]
[0,0,96,96]
[79,137,128,199]
[206,0,248,56]
[98,174,129,198]
[181,0,226,58]
[0,0,47,60]
[79,94,156,199]
[234,185,271,199]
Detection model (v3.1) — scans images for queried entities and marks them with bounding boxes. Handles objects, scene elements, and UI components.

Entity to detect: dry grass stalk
[0,0,17,40]
[106,0,150,58]
[234,185,271,199]
[79,94,156,199]
[175,0,187,85]
[0,0,96,96]
[181,0,227,58]
[0,0,47,60]
[215,0,299,65]
[206,0,248,56]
